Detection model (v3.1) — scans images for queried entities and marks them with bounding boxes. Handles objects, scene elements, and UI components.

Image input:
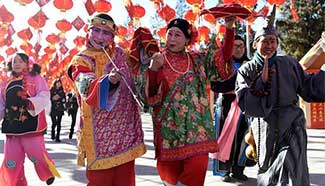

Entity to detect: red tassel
[290,6,299,21]
[290,0,299,21]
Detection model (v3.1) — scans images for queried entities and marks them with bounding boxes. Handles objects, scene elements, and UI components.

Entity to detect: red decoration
[71,16,85,31]
[157,27,167,43]
[267,0,286,5]
[17,28,33,41]
[203,14,216,24]
[198,26,210,42]
[184,10,197,24]
[0,55,4,63]
[35,0,50,7]
[53,0,73,12]
[56,19,72,33]
[28,10,48,29]
[0,6,14,23]
[239,0,257,7]
[185,0,203,5]
[73,36,85,47]
[59,44,69,54]
[150,0,164,10]
[7,24,16,37]
[157,27,167,37]
[6,47,17,56]
[218,24,226,34]
[20,42,33,53]
[15,0,33,6]
[94,0,112,13]
[85,0,95,16]
[223,0,239,3]
[34,42,42,53]
[46,34,60,44]
[158,5,176,23]
[116,26,128,37]
[200,3,252,20]
[126,4,146,19]
[44,46,56,54]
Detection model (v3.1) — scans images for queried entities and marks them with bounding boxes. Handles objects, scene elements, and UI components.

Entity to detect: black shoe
[46,177,55,185]
[221,174,232,182]
[55,139,61,142]
[231,173,248,181]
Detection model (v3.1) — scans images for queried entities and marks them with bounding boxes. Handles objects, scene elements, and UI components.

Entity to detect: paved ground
[0,113,324,186]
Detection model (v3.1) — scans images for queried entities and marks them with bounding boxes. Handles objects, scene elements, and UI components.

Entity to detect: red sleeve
[222,28,235,63]
[70,65,93,81]
[146,69,159,97]
[214,28,235,80]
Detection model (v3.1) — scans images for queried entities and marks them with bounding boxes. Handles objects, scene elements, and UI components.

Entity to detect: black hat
[167,18,191,39]
[254,5,277,41]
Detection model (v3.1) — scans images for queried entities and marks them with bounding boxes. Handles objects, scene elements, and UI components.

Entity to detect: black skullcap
[167,18,191,39]
[235,35,245,42]
[254,5,278,41]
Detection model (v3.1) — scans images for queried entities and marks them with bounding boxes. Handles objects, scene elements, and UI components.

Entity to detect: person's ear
[185,38,190,46]
[252,40,257,49]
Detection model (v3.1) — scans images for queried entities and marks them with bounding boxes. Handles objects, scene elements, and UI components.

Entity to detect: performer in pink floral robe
[68,13,146,186]
[0,53,60,186]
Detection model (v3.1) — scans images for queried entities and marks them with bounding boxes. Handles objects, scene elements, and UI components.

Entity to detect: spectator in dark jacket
[66,92,78,139]
[50,78,66,142]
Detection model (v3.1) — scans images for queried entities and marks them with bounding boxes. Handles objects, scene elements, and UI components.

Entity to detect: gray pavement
[0,113,325,186]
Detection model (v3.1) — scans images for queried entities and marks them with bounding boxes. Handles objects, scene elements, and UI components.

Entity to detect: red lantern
[20,42,33,54]
[150,0,164,10]
[17,28,33,41]
[198,26,210,42]
[56,19,72,33]
[94,0,112,13]
[6,47,17,56]
[218,24,226,34]
[46,34,60,45]
[203,14,216,25]
[184,10,197,24]
[0,5,14,23]
[157,27,167,43]
[15,0,33,6]
[116,26,128,37]
[28,10,48,30]
[44,46,56,54]
[126,4,145,24]
[267,0,286,5]
[185,0,203,14]
[118,38,130,49]
[53,0,73,12]
[223,0,239,3]
[239,0,258,7]
[158,5,176,23]
[73,36,86,47]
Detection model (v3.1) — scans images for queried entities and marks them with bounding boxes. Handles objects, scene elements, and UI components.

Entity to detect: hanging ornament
[94,0,112,13]
[56,19,72,38]
[28,10,48,30]
[53,0,73,12]
[72,16,85,31]
[15,0,33,6]
[184,10,197,25]
[158,5,176,23]
[185,0,203,14]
